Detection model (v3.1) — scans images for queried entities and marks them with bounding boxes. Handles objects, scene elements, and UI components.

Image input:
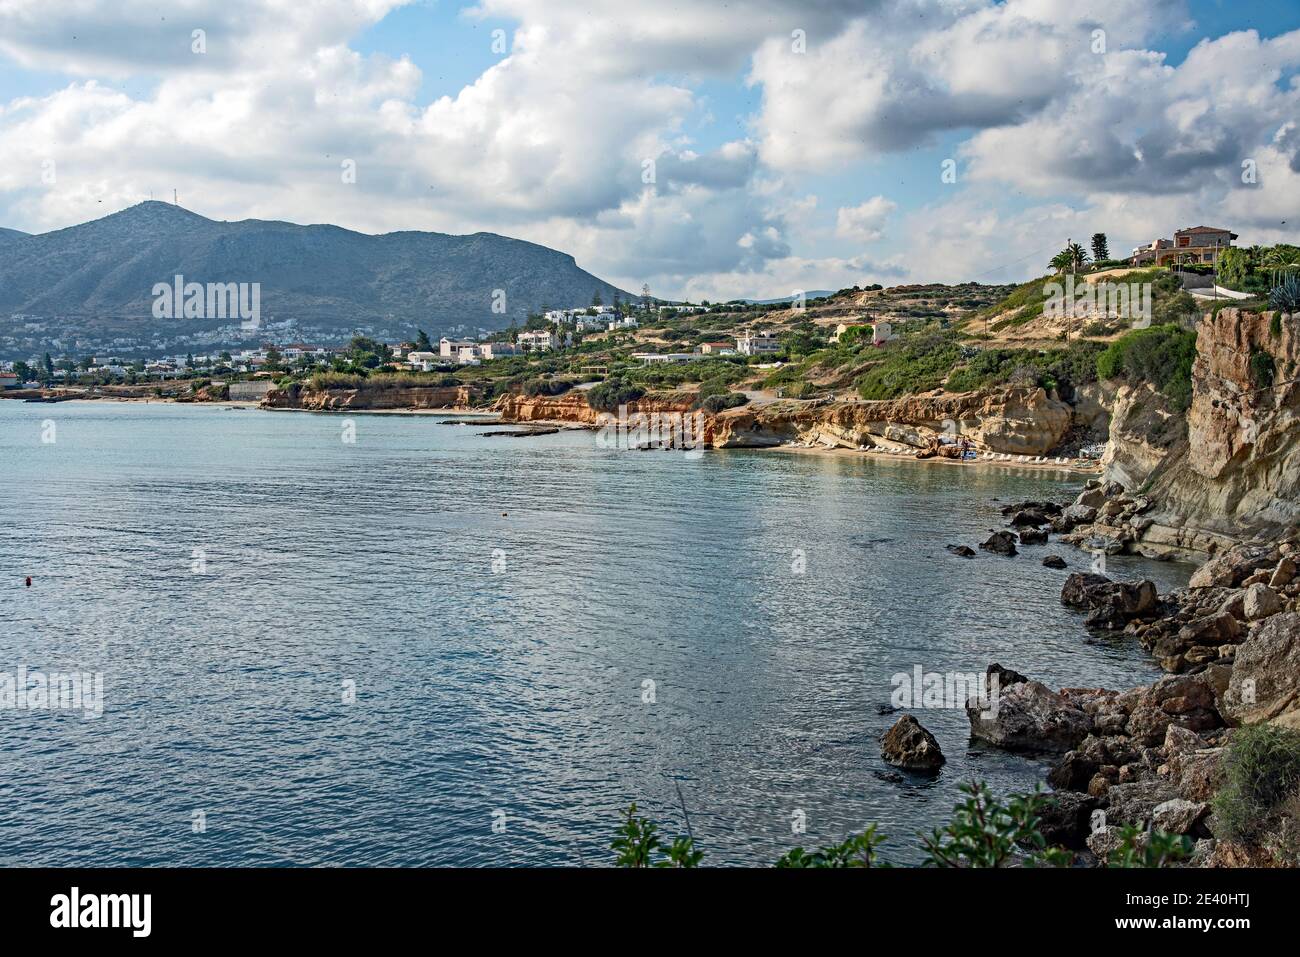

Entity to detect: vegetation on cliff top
[1095,324,1198,411]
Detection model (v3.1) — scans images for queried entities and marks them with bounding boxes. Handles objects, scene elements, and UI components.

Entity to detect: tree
[1218,247,1252,290]
[264,346,283,371]
[591,289,603,307]
[13,360,32,382]
[415,328,432,351]
[1067,242,1089,272]
[1049,249,1074,274]
[42,353,53,377]
[1091,233,1110,263]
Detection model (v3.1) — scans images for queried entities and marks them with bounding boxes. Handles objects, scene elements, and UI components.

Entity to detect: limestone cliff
[495,385,1073,455]
[711,387,1072,454]
[491,391,695,425]
[263,383,477,411]
[1111,309,1300,554]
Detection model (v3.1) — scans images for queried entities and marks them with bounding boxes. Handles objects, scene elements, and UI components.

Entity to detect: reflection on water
[0,401,1191,866]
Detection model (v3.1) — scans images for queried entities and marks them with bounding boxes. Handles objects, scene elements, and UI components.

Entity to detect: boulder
[1037,791,1099,849]
[880,714,945,771]
[1061,573,1159,630]
[1104,779,1180,827]
[946,544,976,558]
[1061,572,1112,608]
[1151,799,1210,835]
[979,530,1018,556]
[1018,528,1048,545]
[1223,612,1300,729]
[1048,750,1099,791]
[1270,557,1297,589]
[1042,555,1067,569]
[1062,503,1098,525]
[966,680,1092,752]
[1243,583,1283,621]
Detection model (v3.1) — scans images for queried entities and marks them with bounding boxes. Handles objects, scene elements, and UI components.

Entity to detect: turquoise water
[0,400,1191,866]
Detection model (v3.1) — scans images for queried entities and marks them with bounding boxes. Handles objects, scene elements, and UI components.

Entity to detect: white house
[518,330,564,351]
[607,317,639,331]
[407,350,439,371]
[439,337,477,358]
[478,342,519,360]
[737,331,781,355]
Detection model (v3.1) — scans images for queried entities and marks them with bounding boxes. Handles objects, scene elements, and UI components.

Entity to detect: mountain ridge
[0,202,628,340]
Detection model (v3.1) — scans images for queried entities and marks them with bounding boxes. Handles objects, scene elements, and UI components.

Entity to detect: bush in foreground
[613,780,1191,868]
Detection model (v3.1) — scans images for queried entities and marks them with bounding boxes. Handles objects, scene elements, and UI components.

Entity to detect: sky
[1,0,1299,300]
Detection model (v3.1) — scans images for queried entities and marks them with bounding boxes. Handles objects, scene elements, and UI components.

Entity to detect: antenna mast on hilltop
[173,189,178,206]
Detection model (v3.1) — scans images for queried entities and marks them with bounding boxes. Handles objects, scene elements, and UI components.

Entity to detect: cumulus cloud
[835,195,897,242]
[0,0,1294,298]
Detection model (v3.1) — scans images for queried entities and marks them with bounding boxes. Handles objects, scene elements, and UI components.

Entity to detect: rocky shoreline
[887,479,1300,867]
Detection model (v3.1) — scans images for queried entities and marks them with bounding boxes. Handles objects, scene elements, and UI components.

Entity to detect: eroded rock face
[1129,310,1300,551]
[711,386,1072,454]
[1224,612,1300,730]
[880,714,945,771]
[966,680,1093,753]
[264,384,476,411]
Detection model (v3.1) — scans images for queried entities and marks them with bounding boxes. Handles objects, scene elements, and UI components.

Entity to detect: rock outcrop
[264,383,477,411]
[1096,309,1300,555]
[711,386,1072,455]
[966,678,1093,752]
[880,715,945,771]
[1223,612,1300,730]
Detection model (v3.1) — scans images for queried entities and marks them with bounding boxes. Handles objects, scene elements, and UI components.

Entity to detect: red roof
[1176,226,1235,235]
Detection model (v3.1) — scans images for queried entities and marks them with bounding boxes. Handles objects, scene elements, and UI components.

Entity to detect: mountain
[737,290,835,305]
[0,202,629,340]
[0,226,30,242]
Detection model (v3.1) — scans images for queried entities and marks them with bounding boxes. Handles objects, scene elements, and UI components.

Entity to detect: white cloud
[0,0,1295,299]
[835,195,896,242]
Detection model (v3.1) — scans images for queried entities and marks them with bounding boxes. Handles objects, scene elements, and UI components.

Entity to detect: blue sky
[2,0,1299,298]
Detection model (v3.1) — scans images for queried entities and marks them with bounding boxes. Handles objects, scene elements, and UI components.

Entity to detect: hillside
[0,202,628,343]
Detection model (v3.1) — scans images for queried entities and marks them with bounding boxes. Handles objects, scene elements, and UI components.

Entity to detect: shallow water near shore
[0,400,1193,866]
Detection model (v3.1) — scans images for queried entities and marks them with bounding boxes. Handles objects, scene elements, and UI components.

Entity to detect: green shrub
[586,377,646,412]
[921,782,1072,868]
[522,377,571,397]
[855,333,959,399]
[1250,349,1276,390]
[776,826,885,868]
[1096,324,1198,411]
[1213,725,1300,842]
[1105,826,1192,868]
[697,392,748,414]
[611,804,702,868]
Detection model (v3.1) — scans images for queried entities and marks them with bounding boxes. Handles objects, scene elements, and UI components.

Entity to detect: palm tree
[1049,249,1074,274]
[1066,242,1089,273]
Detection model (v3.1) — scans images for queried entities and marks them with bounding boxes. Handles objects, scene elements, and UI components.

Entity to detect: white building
[478,342,520,360]
[518,330,565,351]
[607,317,639,331]
[407,350,440,371]
[439,337,477,358]
[456,346,482,366]
[737,331,781,355]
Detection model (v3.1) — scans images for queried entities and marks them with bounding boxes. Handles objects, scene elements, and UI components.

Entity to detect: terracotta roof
[1176,226,1234,234]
